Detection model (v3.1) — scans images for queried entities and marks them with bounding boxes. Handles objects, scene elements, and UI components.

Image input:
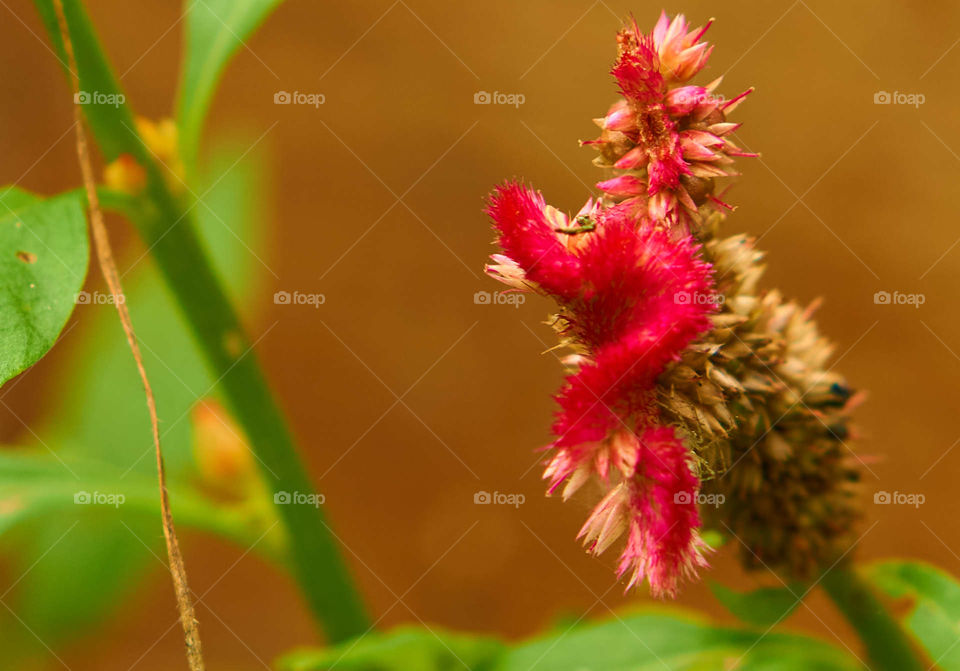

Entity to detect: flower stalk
[821,566,925,671]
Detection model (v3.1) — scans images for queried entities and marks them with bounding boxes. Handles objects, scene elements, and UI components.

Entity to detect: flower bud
[135,117,186,191]
[103,153,146,195]
[192,399,257,498]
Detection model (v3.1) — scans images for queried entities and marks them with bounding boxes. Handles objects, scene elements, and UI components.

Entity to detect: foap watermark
[474,90,525,108]
[74,90,126,107]
[474,490,525,508]
[674,491,725,508]
[873,90,925,108]
[873,290,925,308]
[75,290,125,305]
[474,290,525,308]
[274,491,326,507]
[874,490,925,508]
[74,490,125,508]
[674,291,724,306]
[274,290,326,308]
[274,90,326,108]
[672,89,724,107]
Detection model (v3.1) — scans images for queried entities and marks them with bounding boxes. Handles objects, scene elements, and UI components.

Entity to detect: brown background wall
[1,0,959,668]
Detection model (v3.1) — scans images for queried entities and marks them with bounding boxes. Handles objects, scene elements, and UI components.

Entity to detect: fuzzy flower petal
[486,182,584,299]
[616,426,710,597]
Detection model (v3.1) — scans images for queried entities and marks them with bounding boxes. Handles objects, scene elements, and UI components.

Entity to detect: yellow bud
[192,399,257,498]
[135,117,178,159]
[134,116,186,190]
[103,153,146,195]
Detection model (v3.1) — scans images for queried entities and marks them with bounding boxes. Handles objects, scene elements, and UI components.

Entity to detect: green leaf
[177,0,284,171]
[0,188,88,388]
[710,581,803,628]
[278,612,861,671]
[32,0,144,162]
[496,611,861,671]
[863,560,960,670]
[278,627,506,671]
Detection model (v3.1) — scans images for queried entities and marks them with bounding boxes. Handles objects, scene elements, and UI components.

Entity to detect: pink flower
[578,426,709,598]
[651,12,714,83]
[486,182,716,596]
[587,13,756,230]
[481,10,759,598]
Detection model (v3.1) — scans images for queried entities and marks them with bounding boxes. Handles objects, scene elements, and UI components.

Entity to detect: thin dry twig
[51,1,205,668]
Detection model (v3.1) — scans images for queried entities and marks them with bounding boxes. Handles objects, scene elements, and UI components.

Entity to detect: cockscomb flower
[486,182,717,597]
[586,12,756,230]
[483,10,862,598]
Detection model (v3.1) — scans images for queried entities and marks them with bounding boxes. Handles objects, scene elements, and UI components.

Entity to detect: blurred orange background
[1,0,959,668]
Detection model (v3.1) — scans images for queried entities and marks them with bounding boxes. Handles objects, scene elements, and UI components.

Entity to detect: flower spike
[482,10,861,598]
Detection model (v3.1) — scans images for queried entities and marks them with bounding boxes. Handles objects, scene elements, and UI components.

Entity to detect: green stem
[821,565,925,671]
[35,0,370,642]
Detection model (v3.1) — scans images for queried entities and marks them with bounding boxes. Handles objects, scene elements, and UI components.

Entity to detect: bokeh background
[1,0,959,668]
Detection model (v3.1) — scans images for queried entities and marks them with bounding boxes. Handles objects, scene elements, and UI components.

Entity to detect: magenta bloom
[486,182,716,596]
[588,12,755,230]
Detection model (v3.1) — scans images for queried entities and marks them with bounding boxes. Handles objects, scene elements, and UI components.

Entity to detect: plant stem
[821,565,925,671]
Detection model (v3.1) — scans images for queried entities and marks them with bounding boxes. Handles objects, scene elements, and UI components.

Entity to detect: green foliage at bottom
[280,627,505,671]
[277,610,862,671]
